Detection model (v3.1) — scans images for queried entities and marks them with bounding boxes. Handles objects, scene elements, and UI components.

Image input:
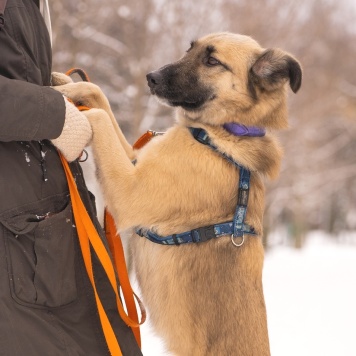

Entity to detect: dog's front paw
[83,108,110,126]
[51,82,90,110]
[51,72,74,86]
[52,82,108,112]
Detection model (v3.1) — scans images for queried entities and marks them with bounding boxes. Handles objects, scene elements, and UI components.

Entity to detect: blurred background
[50,1,356,355]
[51,0,356,249]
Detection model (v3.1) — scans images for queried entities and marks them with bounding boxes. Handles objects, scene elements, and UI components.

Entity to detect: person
[0,0,142,355]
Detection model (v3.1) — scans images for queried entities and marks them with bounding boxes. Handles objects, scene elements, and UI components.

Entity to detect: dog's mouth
[168,93,217,110]
[151,91,215,111]
[168,99,205,110]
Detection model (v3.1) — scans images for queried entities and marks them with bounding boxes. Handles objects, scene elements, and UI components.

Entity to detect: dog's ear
[249,49,302,94]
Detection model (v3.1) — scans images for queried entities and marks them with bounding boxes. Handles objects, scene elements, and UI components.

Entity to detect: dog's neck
[223,123,266,137]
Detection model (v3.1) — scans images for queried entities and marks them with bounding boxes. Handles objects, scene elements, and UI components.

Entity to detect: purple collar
[223,123,266,137]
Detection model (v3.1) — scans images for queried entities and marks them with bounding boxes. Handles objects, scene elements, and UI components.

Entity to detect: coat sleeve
[0,74,65,142]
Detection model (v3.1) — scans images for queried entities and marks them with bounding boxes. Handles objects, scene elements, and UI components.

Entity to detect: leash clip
[231,234,245,247]
[79,149,89,162]
[148,130,164,136]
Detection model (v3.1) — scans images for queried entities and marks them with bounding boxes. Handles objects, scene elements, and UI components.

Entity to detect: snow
[24,152,30,163]
[138,232,356,355]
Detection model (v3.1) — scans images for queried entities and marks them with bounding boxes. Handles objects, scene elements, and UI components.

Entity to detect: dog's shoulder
[133,125,195,165]
[135,123,282,179]
[201,126,283,180]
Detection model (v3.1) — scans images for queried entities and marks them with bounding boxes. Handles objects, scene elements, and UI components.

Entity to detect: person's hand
[51,97,92,162]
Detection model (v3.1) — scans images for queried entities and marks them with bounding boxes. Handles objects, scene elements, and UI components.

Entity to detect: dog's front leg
[84,108,140,226]
[53,82,135,161]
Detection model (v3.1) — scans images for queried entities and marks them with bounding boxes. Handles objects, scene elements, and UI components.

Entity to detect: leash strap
[136,127,255,246]
[59,153,145,354]
[132,130,165,150]
[133,130,155,150]
[104,211,146,347]
[59,154,123,355]
[65,67,91,82]
[61,68,146,348]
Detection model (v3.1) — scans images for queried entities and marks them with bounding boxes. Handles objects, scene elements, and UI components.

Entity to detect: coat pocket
[2,200,78,308]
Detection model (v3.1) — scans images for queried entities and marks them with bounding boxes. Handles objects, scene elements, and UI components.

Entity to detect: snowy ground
[138,232,356,356]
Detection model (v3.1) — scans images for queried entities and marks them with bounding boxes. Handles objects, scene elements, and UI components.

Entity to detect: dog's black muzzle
[146,71,162,91]
[146,64,215,111]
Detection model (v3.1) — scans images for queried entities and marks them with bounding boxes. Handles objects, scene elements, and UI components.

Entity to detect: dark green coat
[0,1,142,355]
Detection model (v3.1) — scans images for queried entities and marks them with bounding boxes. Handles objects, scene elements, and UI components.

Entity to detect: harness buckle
[148,130,165,136]
[197,225,216,242]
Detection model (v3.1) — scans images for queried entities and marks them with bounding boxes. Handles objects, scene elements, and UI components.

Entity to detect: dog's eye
[206,56,221,66]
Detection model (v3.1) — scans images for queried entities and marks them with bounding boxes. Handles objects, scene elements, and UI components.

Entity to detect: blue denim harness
[136,127,256,246]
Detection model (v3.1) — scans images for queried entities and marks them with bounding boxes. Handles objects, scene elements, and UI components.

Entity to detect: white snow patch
[138,231,356,356]
[24,152,30,163]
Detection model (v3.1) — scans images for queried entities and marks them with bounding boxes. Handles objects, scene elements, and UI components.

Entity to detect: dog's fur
[53,32,302,356]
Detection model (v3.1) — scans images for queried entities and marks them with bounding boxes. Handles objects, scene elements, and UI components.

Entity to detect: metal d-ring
[79,149,89,162]
[231,234,245,247]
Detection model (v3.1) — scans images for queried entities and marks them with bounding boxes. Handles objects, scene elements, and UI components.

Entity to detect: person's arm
[0,74,65,142]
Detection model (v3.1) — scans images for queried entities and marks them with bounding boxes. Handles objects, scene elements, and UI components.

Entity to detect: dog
[53,32,302,356]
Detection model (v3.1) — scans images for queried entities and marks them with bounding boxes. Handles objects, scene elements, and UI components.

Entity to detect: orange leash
[60,154,123,355]
[59,154,146,354]
[102,131,160,345]
[104,212,146,347]
[132,130,155,150]
[61,68,147,352]
[65,68,92,111]
[66,67,91,82]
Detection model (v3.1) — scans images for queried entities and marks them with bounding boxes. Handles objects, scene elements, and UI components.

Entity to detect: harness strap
[233,166,250,237]
[137,221,256,245]
[136,127,255,246]
[189,127,252,239]
[189,127,242,168]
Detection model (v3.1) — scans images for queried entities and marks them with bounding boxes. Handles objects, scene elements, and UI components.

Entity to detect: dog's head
[147,32,302,129]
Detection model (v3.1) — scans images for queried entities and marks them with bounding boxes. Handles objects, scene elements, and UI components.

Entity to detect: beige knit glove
[52,97,92,162]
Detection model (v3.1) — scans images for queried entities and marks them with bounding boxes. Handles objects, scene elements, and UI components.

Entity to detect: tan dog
[54,32,302,356]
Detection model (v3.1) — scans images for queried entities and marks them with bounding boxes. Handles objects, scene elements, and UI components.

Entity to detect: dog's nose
[146,71,162,88]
